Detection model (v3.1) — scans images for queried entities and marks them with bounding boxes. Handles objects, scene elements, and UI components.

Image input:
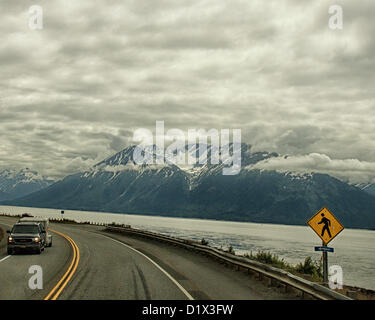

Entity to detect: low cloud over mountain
[249,153,375,184]
[1,1,375,181]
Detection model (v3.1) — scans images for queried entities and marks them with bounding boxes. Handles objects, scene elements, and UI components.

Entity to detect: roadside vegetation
[226,245,235,255]
[200,238,209,245]
[244,250,323,281]
[49,218,91,225]
[108,222,131,228]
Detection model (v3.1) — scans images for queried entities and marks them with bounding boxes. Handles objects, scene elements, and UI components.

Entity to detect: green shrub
[244,250,323,281]
[200,238,209,245]
[246,250,292,269]
[227,245,235,255]
[295,256,323,279]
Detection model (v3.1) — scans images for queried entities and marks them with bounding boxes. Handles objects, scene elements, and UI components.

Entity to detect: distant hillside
[5,145,375,229]
[0,168,54,201]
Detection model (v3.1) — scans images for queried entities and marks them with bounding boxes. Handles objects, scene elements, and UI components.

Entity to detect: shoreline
[1,204,374,232]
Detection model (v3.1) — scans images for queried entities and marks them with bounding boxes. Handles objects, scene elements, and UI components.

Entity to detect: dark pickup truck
[7,222,46,254]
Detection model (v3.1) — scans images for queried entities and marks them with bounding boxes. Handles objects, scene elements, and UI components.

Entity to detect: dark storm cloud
[0,0,374,182]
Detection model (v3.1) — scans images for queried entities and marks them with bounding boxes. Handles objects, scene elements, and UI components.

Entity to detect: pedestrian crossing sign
[307,207,344,245]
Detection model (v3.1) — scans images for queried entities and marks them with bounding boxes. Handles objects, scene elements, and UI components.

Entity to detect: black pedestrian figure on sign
[318,213,332,238]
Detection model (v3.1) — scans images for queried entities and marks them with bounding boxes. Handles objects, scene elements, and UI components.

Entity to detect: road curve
[50,223,190,300]
[44,229,80,300]
[0,218,72,300]
[0,216,298,300]
[0,216,190,300]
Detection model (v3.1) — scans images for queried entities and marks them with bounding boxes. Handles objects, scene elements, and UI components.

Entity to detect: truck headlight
[34,237,40,243]
[8,237,13,243]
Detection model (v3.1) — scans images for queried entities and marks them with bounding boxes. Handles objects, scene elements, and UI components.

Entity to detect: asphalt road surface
[0,216,297,300]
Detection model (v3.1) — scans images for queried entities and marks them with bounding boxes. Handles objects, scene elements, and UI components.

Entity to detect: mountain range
[0,168,54,201]
[3,144,375,229]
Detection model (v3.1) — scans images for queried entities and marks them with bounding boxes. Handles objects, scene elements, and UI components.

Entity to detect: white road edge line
[100,234,194,301]
[0,222,13,263]
[0,255,10,263]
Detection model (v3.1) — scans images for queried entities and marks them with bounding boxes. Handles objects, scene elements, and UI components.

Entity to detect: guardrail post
[266,277,272,287]
[258,272,263,281]
[284,284,290,293]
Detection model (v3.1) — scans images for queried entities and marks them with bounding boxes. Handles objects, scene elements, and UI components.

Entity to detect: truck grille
[14,238,33,244]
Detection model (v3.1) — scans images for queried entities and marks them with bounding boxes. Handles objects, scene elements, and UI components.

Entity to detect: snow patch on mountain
[246,153,375,185]
[0,168,54,201]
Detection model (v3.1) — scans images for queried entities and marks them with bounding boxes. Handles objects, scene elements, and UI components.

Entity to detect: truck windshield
[12,225,39,234]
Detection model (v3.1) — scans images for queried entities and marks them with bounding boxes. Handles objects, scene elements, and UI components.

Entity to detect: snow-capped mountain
[6,145,375,229]
[0,168,54,201]
[355,183,375,197]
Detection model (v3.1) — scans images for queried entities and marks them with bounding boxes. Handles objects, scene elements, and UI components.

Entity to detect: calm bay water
[1,205,374,290]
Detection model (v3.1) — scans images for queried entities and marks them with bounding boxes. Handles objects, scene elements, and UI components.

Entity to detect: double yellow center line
[44,229,80,300]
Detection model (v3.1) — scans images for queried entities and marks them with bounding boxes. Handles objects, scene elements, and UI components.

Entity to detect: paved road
[0,216,297,300]
[0,218,72,300]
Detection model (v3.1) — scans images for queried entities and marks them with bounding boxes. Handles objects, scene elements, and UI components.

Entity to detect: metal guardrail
[105,225,351,300]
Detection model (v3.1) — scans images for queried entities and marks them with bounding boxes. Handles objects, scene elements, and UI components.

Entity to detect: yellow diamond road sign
[307,207,344,245]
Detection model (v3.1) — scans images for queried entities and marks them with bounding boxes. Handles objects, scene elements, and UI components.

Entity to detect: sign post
[322,241,328,284]
[307,207,344,286]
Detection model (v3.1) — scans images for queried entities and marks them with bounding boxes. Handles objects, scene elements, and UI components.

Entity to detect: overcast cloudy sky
[1,0,374,182]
